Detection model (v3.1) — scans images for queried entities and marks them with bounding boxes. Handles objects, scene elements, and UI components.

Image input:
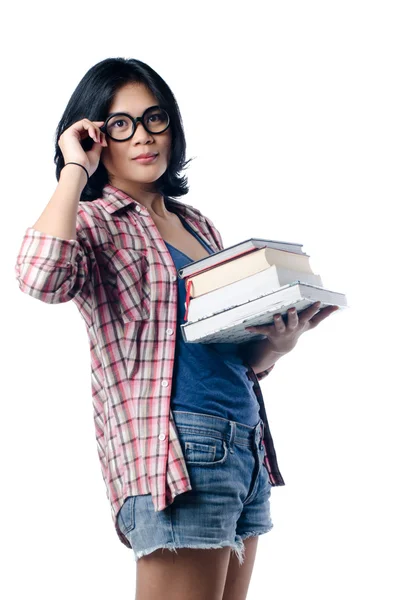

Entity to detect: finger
[307,301,321,315]
[286,307,299,328]
[86,123,99,143]
[97,129,106,146]
[245,323,271,335]
[313,305,339,318]
[247,310,287,334]
[309,305,339,328]
[88,125,97,142]
[274,314,286,331]
[94,121,107,146]
[320,305,340,318]
[299,301,321,326]
[245,327,270,336]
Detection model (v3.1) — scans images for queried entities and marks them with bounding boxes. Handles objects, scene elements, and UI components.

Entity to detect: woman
[15,57,338,600]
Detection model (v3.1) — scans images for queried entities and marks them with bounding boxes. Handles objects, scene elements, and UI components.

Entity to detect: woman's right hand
[58,118,108,178]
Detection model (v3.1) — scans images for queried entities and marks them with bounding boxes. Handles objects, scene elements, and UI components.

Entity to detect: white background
[3,1,396,598]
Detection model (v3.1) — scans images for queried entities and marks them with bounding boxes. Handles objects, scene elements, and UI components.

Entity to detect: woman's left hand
[245,302,340,355]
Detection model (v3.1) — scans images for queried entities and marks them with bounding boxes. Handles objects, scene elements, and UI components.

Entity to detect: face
[100,82,172,196]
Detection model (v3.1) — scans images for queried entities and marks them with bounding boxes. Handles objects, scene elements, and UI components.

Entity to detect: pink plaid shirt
[15,183,284,548]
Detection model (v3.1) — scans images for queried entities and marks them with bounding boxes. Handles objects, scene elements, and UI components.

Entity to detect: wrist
[241,338,288,373]
[61,162,89,184]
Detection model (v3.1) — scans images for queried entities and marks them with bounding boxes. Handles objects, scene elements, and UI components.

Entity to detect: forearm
[241,337,287,375]
[32,165,87,240]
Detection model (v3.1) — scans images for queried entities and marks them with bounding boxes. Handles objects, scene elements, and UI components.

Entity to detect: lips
[134,153,158,159]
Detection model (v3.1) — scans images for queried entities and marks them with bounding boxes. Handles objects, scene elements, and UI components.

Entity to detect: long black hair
[53,57,193,202]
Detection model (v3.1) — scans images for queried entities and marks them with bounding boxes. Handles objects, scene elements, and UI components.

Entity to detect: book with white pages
[178,237,307,280]
[184,246,315,299]
[186,266,324,322]
[180,282,348,344]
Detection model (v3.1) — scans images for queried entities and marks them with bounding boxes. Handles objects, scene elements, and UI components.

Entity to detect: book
[177,237,307,280]
[186,265,324,322]
[184,246,317,299]
[180,282,348,344]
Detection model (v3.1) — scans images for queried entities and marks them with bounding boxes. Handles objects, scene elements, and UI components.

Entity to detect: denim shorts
[116,410,273,566]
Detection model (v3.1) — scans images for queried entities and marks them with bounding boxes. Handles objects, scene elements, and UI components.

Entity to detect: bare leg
[222,536,259,600]
[136,546,232,600]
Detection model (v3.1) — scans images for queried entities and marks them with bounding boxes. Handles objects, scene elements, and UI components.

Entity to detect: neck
[109,180,173,219]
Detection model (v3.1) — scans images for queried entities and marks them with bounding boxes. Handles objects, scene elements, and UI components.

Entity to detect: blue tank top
[165,215,260,426]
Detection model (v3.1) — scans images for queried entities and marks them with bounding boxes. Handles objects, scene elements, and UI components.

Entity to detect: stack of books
[178,238,348,344]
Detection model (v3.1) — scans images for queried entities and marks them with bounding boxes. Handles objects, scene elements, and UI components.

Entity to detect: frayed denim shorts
[116,410,273,566]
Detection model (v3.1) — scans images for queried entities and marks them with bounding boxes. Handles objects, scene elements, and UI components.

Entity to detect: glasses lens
[105,108,170,140]
[106,115,134,140]
[143,107,170,133]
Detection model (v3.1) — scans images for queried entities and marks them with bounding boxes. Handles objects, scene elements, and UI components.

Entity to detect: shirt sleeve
[14,209,96,304]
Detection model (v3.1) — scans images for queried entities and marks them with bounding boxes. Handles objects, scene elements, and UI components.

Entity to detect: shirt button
[159,434,166,441]
[135,205,141,212]
[161,380,169,387]
[171,274,177,281]
[166,329,174,335]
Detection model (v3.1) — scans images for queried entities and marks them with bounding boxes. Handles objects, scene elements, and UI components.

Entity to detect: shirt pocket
[114,248,151,322]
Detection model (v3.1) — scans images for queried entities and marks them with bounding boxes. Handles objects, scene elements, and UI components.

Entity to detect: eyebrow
[107,106,158,119]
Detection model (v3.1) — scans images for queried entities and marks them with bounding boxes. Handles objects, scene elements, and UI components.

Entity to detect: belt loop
[229,421,236,454]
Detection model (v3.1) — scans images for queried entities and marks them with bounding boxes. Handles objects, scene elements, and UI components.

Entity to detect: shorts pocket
[117,496,136,535]
[177,427,229,466]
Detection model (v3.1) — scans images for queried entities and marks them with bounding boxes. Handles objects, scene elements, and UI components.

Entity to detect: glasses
[99,105,170,141]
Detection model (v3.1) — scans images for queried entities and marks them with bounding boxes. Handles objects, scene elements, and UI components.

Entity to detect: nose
[132,120,154,143]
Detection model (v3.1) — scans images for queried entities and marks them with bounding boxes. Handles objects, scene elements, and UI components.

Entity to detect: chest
[152,215,211,262]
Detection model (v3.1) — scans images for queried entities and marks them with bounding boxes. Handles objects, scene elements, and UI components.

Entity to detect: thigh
[222,536,259,600]
[136,546,232,600]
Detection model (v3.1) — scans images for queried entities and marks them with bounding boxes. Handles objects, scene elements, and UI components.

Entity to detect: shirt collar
[99,183,206,223]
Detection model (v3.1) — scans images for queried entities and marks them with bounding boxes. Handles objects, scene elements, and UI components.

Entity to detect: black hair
[53,57,194,202]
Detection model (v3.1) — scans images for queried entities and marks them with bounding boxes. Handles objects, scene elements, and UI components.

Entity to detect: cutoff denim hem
[117,410,274,566]
[132,525,273,566]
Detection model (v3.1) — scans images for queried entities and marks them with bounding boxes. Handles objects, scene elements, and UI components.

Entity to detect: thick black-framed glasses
[99,105,170,142]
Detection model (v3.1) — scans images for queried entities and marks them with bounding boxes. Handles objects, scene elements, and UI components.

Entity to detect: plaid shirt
[15,183,285,548]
